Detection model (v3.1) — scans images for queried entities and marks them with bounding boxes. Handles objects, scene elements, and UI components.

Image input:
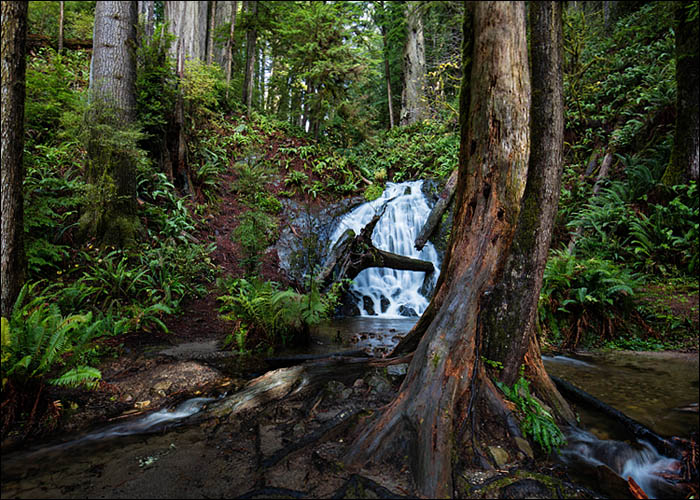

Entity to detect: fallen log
[209,354,412,419]
[551,375,682,459]
[318,211,434,290]
[414,168,458,251]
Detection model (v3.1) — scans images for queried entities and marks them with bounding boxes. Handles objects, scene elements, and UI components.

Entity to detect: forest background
[0,0,698,444]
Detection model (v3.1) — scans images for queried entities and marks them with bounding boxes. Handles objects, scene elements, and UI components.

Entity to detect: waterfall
[329,181,441,318]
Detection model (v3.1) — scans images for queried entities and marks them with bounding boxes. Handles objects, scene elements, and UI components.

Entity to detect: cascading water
[328,180,441,318]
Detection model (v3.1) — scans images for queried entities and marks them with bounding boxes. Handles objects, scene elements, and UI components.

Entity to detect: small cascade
[329,181,441,318]
[559,427,683,499]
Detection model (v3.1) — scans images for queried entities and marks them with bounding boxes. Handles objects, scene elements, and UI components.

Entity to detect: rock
[293,422,306,437]
[380,295,390,314]
[152,380,172,394]
[362,296,375,316]
[326,380,346,395]
[398,305,418,317]
[514,436,534,459]
[488,446,509,468]
[498,479,552,499]
[367,374,391,394]
[386,363,408,378]
[134,400,151,409]
[340,388,353,400]
[352,378,365,388]
[260,424,284,455]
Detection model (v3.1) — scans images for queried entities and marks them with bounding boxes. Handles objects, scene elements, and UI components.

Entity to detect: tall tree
[224,1,238,98]
[58,1,65,53]
[242,0,258,116]
[206,0,217,65]
[400,0,426,125]
[165,1,208,63]
[662,0,699,185]
[80,1,140,246]
[1,1,28,317]
[138,0,155,40]
[378,1,395,129]
[345,3,573,497]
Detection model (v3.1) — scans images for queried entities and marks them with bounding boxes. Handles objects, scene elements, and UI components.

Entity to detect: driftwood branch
[414,168,458,251]
[318,211,434,290]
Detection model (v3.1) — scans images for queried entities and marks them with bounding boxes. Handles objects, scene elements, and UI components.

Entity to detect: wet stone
[488,446,509,468]
[514,437,534,459]
[362,296,375,315]
[380,296,390,314]
[398,305,418,317]
[386,363,408,378]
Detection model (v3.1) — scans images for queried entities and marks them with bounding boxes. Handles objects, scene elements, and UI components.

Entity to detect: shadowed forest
[1,1,698,499]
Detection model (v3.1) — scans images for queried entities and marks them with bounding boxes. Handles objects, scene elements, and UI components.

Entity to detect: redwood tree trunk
[379,1,395,129]
[0,1,28,316]
[225,1,238,96]
[346,3,532,497]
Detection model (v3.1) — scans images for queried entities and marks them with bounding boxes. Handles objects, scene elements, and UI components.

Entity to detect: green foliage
[539,250,642,347]
[364,183,384,202]
[28,1,95,41]
[24,48,89,145]
[233,210,278,275]
[135,23,177,160]
[1,283,101,391]
[217,277,338,352]
[495,368,567,455]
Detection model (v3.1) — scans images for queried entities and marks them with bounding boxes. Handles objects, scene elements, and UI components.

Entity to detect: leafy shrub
[1,283,101,391]
[495,367,567,455]
[233,211,278,275]
[539,250,642,347]
[217,277,337,351]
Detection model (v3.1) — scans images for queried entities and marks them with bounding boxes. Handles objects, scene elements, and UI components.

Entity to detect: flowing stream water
[1,183,696,499]
[328,180,441,318]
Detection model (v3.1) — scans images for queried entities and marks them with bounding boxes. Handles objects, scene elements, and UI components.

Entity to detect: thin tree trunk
[242,0,257,116]
[346,4,533,496]
[225,1,238,98]
[58,1,64,53]
[138,1,155,39]
[379,1,394,129]
[207,0,217,65]
[1,0,28,316]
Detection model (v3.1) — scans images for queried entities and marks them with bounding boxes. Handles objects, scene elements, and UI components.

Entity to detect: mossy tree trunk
[1,1,28,316]
[81,1,140,247]
[662,0,699,185]
[344,3,574,497]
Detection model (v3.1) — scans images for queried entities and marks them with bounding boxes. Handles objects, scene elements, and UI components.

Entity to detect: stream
[2,182,696,498]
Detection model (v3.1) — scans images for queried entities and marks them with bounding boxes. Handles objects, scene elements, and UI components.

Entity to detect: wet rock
[367,374,391,394]
[488,446,509,468]
[398,305,418,317]
[352,378,365,388]
[340,388,353,400]
[380,295,390,314]
[260,425,284,456]
[386,363,408,379]
[420,178,442,208]
[514,437,534,459]
[499,479,552,499]
[152,380,172,394]
[391,288,401,299]
[292,422,306,437]
[362,296,375,316]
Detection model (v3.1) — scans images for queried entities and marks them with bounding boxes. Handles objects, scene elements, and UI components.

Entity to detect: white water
[560,428,681,499]
[329,181,441,318]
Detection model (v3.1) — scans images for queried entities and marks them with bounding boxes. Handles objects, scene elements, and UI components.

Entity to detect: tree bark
[242,0,258,116]
[81,1,140,246]
[138,0,155,39]
[399,1,426,125]
[165,1,208,62]
[662,0,699,185]
[1,1,28,317]
[379,1,395,129]
[346,4,533,497]
[225,1,238,97]
[58,1,64,53]
[206,0,217,65]
[478,3,575,425]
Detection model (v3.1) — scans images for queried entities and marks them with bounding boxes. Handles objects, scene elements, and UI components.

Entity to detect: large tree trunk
[0,1,28,317]
[399,1,426,125]
[81,1,140,246]
[165,1,208,62]
[345,4,567,497]
[662,0,699,185]
[242,0,258,116]
[206,0,217,65]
